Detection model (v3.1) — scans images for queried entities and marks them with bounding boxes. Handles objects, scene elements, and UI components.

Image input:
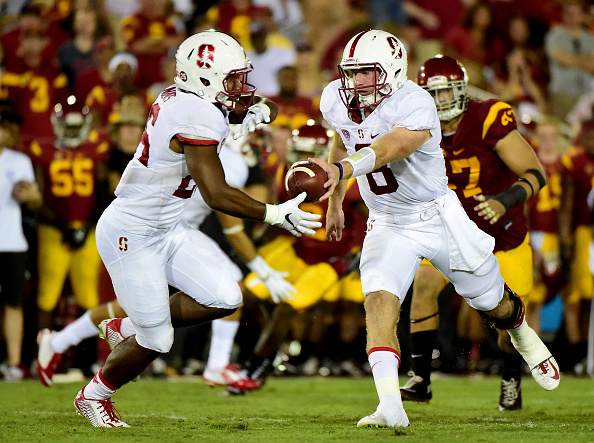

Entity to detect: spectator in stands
[205,0,270,49]
[253,0,305,47]
[545,0,594,122]
[120,0,184,89]
[0,106,42,381]
[246,17,296,97]
[57,7,103,93]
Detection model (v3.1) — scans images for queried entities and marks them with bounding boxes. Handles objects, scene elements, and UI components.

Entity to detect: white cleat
[74,388,130,428]
[98,318,125,350]
[509,325,560,390]
[37,329,62,387]
[357,412,389,428]
[203,364,243,386]
[357,409,410,428]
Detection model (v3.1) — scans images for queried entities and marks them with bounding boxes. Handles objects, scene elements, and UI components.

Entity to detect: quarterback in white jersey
[74,31,321,428]
[311,30,559,429]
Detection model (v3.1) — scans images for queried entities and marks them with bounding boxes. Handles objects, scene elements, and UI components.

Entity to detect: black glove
[63,227,89,249]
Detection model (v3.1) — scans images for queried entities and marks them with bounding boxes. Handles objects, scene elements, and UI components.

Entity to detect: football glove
[263,192,322,237]
[247,255,295,303]
[234,102,271,140]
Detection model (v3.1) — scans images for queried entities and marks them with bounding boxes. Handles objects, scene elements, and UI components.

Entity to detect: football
[285,161,328,203]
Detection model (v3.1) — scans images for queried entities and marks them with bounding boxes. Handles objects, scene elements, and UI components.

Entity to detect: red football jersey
[0,61,68,145]
[561,146,594,229]
[442,99,527,252]
[121,13,180,89]
[527,159,563,233]
[274,165,365,276]
[28,131,111,226]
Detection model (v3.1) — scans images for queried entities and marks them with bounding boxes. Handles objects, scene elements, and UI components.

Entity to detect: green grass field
[1,375,593,442]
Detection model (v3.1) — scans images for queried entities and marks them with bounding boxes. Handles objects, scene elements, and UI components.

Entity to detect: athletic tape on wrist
[263,204,279,224]
[343,147,376,178]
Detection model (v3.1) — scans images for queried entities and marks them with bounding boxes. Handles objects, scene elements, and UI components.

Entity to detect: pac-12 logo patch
[118,236,128,252]
[341,129,350,141]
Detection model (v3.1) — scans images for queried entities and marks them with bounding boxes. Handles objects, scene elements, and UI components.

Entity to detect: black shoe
[498,377,521,411]
[400,374,432,403]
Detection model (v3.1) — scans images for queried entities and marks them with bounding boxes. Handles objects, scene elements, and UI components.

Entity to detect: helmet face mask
[338,30,408,111]
[287,124,333,164]
[417,55,469,121]
[175,31,256,111]
[51,97,91,148]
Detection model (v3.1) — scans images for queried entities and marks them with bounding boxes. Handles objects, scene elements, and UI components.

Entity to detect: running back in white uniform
[96,86,243,354]
[321,79,448,216]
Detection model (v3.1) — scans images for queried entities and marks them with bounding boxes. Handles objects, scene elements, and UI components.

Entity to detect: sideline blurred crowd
[1,0,593,383]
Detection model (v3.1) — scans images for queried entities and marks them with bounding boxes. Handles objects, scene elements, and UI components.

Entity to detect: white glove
[233,102,271,140]
[263,192,322,237]
[247,255,295,303]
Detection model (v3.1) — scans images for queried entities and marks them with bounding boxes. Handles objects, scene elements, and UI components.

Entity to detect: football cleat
[203,364,249,387]
[37,329,63,387]
[226,368,263,395]
[400,374,432,403]
[98,318,125,350]
[357,412,388,428]
[498,378,522,411]
[509,325,560,390]
[74,388,130,428]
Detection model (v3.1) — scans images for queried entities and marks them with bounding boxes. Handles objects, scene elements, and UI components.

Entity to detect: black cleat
[498,378,522,411]
[400,374,432,403]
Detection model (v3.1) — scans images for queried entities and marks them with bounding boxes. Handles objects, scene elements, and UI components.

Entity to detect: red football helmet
[417,55,469,121]
[287,124,333,164]
[51,95,92,148]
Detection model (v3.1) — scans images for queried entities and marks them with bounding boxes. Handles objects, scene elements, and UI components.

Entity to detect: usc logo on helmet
[197,44,215,68]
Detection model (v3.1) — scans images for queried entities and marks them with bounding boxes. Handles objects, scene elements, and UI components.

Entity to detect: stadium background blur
[0,0,592,383]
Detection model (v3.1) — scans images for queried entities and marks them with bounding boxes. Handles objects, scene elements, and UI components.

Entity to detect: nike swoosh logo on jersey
[453,148,465,155]
[285,214,297,229]
[371,133,379,139]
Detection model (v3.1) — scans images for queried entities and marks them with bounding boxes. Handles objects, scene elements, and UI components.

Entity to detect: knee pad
[478,284,525,330]
[135,320,174,353]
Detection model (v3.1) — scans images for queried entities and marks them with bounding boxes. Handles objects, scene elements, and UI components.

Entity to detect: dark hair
[0,101,22,126]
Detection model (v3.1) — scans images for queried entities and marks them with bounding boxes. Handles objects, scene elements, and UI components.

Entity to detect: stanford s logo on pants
[118,237,128,252]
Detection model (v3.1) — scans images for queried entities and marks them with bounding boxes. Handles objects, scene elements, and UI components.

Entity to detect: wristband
[263,204,279,224]
[333,162,344,181]
[492,185,528,211]
[515,177,535,197]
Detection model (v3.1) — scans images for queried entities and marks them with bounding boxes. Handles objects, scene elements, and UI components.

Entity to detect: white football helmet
[174,30,256,111]
[338,30,408,110]
[51,95,92,149]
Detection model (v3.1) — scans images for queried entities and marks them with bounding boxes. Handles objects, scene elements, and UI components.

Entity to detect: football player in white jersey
[310,29,560,428]
[72,30,321,428]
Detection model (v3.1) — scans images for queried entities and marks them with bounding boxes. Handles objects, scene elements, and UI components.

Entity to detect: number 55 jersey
[441,99,526,253]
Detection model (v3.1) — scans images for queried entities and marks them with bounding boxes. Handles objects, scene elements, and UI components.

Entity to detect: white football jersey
[321,79,448,214]
[112,86,230,230]
[182,144,249,228]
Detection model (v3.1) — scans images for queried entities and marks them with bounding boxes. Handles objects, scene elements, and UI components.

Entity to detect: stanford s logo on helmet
[417,55,469,121]
[338,29,408,111]
[175,31,256,111]
[197,44,215,68]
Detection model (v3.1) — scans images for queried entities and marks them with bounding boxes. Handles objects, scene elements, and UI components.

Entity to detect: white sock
[368,347,407,427]
[119,318,136,338]
[83,368,119,400]
[206,319,239,370]
[51,311,99,354]
[507,320,550,367]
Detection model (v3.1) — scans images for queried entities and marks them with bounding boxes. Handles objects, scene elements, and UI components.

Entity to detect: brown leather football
[285,161,328,203]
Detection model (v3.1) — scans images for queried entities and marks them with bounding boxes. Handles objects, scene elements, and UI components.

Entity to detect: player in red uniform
[120,1,184,89]
[558,119,594,373]
[230,123,367,393]
[401,56,547,411]
[27,96,111,329]
[526,119,565,335]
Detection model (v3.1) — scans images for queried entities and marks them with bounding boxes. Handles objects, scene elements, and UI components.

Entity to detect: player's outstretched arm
[216,212,295,302]
[185,142,321,237]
